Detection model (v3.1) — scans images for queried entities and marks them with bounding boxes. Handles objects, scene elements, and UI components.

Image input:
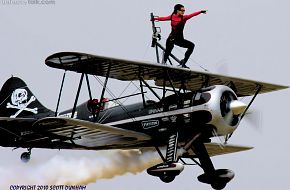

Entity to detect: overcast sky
[0,0,290,189]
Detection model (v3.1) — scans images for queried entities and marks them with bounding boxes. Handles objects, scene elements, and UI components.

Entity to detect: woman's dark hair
[173,4,184,14]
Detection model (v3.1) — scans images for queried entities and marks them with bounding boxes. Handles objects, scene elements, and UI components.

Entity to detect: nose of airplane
[230,100,247,115]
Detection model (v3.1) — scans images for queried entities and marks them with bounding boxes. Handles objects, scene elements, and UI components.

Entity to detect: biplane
[0,51,287,189]
[0,13,288,189]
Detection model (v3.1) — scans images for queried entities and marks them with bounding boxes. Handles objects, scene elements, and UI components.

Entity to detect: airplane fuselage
[59,85,241,148]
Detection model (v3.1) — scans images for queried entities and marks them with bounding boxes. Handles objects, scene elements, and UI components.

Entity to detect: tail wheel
[20,152,31,163]
[20,148,32,163]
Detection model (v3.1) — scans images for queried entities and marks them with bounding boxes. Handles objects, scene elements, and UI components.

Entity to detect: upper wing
[45,52,288,97]
[33,117,151,148]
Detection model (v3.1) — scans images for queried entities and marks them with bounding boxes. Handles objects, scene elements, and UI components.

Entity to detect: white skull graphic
[11,89,28,108]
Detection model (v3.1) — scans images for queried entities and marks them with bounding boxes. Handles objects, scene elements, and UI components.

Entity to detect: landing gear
[147,132,182,183]
[159,173,175,183]
[198,169,234,190]
[211,181,227,190]
[147,162,184,183]
[20,148,31,163]
[193,142,234,190]
[148,131,234,189]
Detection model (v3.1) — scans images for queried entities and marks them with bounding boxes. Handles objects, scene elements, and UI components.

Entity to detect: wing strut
[178,79,187,93]
[201,75,210,88]
[138,68,181,107]
[165,70,178,96]
[140,76,161,101]
[71,73,84,118]
[85,74,95,119]
[226,84,262,142]
[85,74,93,101]
[154,145,166,162]
[139,76,146,107]
[55,71,66,116]
[240,84,262,120]
[95,63,112,119]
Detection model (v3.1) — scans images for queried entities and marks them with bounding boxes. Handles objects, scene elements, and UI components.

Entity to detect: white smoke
[0,149,162,189]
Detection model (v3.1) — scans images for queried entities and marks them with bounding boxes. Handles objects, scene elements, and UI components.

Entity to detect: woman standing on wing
[154,4,207,68]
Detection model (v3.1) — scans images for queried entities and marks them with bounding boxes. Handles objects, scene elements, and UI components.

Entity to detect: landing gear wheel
[198,169,234,190]
[160,173,175,183]
[20,152,31,163]
[211,181,227,190]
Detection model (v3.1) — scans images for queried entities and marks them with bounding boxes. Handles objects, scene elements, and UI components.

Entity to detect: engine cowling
[191,85,246,136]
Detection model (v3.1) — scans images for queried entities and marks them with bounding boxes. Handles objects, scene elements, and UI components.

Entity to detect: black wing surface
[45,52,288,97]
[33,117,151,148]
[0,117,151,150]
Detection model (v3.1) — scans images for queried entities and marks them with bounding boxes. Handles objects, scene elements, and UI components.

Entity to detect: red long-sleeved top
[154,11,202,39]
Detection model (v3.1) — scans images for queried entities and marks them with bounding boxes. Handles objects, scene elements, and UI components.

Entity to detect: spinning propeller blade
[242,109,262,131]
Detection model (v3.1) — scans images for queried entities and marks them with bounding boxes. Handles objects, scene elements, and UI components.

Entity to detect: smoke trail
[0,149,162,188]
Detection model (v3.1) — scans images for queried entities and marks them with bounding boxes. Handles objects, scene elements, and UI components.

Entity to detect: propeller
[215,62,261,129]
[215,62,262,144]
[220,91,247,126]
[240,108,262,131]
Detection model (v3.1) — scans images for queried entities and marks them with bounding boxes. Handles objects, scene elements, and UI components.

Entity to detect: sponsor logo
[148,108,163,114]
[59,112,78,119]
[168,104,177,110]
[141,120,159,129]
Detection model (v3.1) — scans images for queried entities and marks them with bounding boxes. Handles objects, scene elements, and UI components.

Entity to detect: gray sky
[0,0,290,189]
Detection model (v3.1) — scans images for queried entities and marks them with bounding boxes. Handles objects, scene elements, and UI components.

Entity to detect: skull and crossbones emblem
[6,88,38,118]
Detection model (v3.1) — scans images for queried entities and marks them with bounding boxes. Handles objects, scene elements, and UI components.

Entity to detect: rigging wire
[118,81,134,99]
[129,81,157,102]
[140,41,152,60]
[0,94,10,107]
[93,76,136,122]
[98,111,113,124]
[120,87,140,105]
[93,75,170,122]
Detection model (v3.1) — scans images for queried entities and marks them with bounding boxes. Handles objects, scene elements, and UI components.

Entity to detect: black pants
[164,37,195,65]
